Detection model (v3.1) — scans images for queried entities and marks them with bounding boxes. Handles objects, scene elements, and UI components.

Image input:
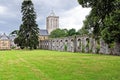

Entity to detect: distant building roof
[39,29,49,36]
[0,33,9,40]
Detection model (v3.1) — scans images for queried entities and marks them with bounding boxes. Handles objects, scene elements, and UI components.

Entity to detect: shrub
[64,44,67,51]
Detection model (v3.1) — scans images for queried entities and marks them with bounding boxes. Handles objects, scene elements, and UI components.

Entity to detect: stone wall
[0,40,11,50]
[39,36,120,55]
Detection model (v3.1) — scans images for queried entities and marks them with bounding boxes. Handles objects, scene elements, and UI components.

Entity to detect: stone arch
[77,38,82,50]
[59,39,63,51]
[64,39,68,51]
[65,40,68,42]
[52,40,55,50]
[86,38,90,52]
[56,39,59,50]
[71,39,74,41]
[96,39,100,53]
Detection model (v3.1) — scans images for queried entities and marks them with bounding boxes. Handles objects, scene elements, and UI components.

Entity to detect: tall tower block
[46,10,59,34]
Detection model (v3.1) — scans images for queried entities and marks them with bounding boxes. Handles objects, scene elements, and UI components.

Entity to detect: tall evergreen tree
[15,0,39,49]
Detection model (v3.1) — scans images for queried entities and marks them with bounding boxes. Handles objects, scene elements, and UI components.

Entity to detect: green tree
[10,30,19,36]
[102,9,120,44]
[78,0,120,43]
[15,0,39,49]
[62,29,68,36]
[67,28,77,36]
[49,29,67,38]
[77,27,89,36]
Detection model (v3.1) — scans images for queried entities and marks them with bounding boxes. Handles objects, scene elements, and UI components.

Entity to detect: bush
[11,46,16,49]
[64,44,67,51]
[82,45,85,53]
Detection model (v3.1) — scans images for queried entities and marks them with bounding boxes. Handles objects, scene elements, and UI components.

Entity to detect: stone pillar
[92,39,96,53]
[74,36,77,52]
[114,42,120,55]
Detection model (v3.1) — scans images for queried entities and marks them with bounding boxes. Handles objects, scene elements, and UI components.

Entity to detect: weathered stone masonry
[39,36,120,55]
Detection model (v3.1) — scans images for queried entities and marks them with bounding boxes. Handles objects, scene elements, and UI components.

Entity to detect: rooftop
[39,29,49,36]
[0,33,9,40]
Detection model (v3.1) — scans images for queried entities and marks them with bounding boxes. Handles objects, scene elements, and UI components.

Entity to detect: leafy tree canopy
[49,28,79,38]
[77,27,89,36]
[67,28,77,36]
[78,0,120,44]
[49,29,67,38]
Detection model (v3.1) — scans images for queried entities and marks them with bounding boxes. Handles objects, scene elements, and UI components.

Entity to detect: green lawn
[0,50,120,80]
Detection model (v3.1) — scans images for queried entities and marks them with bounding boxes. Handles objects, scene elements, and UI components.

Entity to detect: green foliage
[78,0,120,44]
[11,46,16,49]
[67,28,77,36]
[49,29,67,38]
[15,0,39,49]
[96,40,100,53]
[82,44,85,53]
[101,27,114,44]
[64,44,67,51]
[102,9,120,44]
[79,41,81,48]
[10,30,19,36]
[77,27,89,35]
[49,28,78,38]
[109,42,115,48]
[86,42,89,48]
[96,44,100,54]
[63,29,69,36]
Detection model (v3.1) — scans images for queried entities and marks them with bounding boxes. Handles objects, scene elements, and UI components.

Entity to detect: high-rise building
[46,10,59,34]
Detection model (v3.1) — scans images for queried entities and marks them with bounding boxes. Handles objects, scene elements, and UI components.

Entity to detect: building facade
[39,29,49,41]
[39,10,59,40]
[46,10,59,34]
[0,33,11,50]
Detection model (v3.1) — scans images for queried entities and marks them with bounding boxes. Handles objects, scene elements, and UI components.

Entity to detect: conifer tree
[15,0,39,49]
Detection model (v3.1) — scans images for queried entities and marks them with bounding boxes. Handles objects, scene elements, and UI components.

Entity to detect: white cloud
[59,5,91,30]
[0,5,19,18]
[0,6,7,15]
[0,0,91,34]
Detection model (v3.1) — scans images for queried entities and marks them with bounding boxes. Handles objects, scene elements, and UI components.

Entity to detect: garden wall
[39,36,120,55]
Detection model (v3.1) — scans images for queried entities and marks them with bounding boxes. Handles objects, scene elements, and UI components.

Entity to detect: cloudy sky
[0,0,91,34]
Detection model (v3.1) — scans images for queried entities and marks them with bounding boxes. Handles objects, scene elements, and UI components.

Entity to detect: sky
[0,0,91,34]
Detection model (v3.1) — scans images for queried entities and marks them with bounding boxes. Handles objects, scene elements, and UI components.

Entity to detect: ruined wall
[39,36,120,55]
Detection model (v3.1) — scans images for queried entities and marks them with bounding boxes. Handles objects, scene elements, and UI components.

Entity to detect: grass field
[0,50,120,80]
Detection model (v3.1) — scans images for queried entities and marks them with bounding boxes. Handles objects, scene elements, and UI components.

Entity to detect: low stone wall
[39,36,120,55]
